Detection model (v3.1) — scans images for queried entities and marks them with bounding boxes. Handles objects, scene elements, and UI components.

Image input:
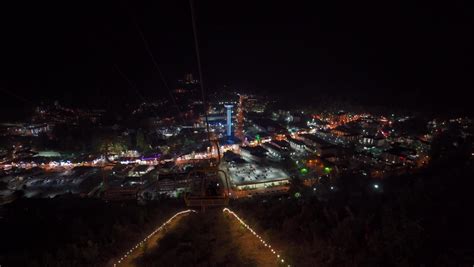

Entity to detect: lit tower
[224,104,234,139]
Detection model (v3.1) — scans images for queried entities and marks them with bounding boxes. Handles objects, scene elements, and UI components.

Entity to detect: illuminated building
[287,138,307,152]
[224,104,234,140]
[6,123,51,137]
[360,135,386,146]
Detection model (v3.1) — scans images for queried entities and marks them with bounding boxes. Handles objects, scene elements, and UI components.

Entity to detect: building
[129,165,154,177]
[224,104,234,139]
[262,142,289,158]
[331,125,361,143]
[234,178,290,190]
[360,136,386,147]
[156,172,191,197]
[380,147,417,165]
[240,146,268,162]
[251,118,288,134]
[246,132,271,145]
[271,140,291,150]
[299,134,340,156]
[287,137,307,153]
[6,123,51,137]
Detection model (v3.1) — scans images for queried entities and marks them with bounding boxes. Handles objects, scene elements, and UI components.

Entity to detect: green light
[294,192,301,198]
[324,167,332,174]
[255,134,261,142]
[300,168,308,174]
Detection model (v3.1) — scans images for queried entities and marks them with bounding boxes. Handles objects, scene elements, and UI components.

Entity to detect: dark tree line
[0,198,182,266]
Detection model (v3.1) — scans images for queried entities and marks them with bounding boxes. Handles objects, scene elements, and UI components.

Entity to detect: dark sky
[0,0,473,115]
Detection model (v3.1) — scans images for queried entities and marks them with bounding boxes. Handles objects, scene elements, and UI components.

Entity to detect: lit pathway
[223,208,290,266]
[111,209,197,267]
[110,208,290,266]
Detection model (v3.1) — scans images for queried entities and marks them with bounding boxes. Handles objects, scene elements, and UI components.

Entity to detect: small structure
[224,104,234,143]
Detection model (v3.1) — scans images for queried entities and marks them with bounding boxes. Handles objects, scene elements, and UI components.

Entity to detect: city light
[1,3,471,265]
[324,166,332,174]
[223,208,290,266]
[300,168,308,174]
[112,209,197,267]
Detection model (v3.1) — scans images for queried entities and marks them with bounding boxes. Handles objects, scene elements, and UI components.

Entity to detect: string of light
[112,209,197,267]
[223,208,290,266]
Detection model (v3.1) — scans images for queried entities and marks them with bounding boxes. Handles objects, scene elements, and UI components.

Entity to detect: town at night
[0,1,473,266]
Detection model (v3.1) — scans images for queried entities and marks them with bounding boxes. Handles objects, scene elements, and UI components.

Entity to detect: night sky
[0,0,472,116]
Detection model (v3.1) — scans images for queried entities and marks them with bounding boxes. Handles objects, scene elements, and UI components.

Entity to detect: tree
[430,128,472,165]
[0,181,7,190]
[97,136,128,155]
[136,129,150,152]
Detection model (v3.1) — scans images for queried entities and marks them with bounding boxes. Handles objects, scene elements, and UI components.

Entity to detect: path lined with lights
[223,208,290,266]
[111,209,197,267]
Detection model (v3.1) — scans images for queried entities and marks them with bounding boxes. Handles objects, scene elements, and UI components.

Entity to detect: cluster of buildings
[1,75,473,203]
[1,123,51,137]
[33,102,105,124]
